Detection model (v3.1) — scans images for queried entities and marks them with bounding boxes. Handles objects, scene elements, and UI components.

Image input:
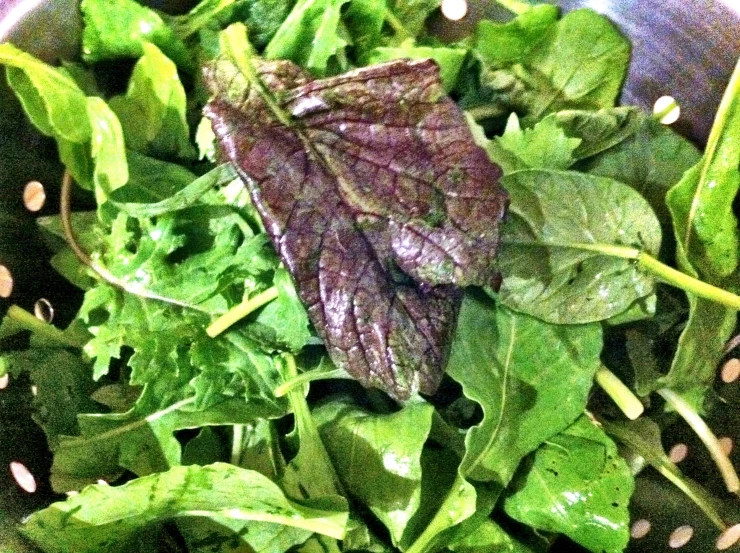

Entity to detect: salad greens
[1,0,739,552]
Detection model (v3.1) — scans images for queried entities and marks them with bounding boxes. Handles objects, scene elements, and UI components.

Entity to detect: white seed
[717,523,740,550]
[669,525,694,548]
[34,298,54,323]
[669,443,689,463]
[10,461,37,493]
[0,265,12,298]
[630,519,651,539]
[653,95,680,124]
[0,374,9,390]
[23,180,46,212]
[441,0,468,21]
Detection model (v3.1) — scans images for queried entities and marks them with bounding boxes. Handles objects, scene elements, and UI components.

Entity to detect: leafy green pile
[0,0,739,552]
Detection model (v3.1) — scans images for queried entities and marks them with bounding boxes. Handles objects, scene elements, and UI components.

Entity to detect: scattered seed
[721,358,740,383]
[30,385,38,397]
[441,0,468,21]
[23,180,46,212]
[669,525,694,548]
[720,437,734,456]
[630,519,651,539]
[669,443,689,463]
[717,523,740,550]
[0,374,9,390]
[653,95,680,124]
[0,265,13,298]
[9,461,37,493]
[33,298,54,323]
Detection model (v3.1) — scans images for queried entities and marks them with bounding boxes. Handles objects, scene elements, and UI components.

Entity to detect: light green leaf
[109,42,196,159]
[495,112,581,170]
[80,0,193,71]
[25,463,348,553]
[264,0,350,76]
[446,292,602,485]
[498,169,661,324]
[86,96,129,200]
[365,40,467,91]
[314,398,434,546]
[0,42,90,142]
[553,106,643,160]
[447,519,537,553]
[503,416,634,553]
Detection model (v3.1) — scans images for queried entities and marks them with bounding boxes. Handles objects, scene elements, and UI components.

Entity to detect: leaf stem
[231,424,245,466]
[6,305,84,348]
[273,368,348,397]
[206,287,279,338]
[595,366,644,420]
[657,387,740,494]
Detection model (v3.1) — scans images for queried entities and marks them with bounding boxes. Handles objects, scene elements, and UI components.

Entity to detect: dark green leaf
[109,43,196,159]
[80,0,193,71]
[314,398,434,546]
[25,463,348,553]
[498,169,661,324]
[446,292,602,485]
[503,415,634,553]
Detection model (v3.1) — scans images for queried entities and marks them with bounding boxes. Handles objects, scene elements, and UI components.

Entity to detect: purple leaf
[204,58,507,400]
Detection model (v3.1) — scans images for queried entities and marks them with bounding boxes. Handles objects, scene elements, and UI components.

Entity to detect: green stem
[595,366,644,420]
[657,388,740,494]
[273,368,348,398]
[384,9,412,40]
[207,287,279,338]
[231,424,245,466]
[637,253,740,309]
[6,305,84,348]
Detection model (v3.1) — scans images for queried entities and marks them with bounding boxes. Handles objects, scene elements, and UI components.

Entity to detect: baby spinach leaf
[446,292,602,486]
[364,40,467,91]
[205,55,507,400]
[80,0,193,71]
[495,112,582,170]
[553,106,643,160]
[264,0,351,76]
[498,169,661,324]
[503,415,633,553]
[109,43,196,160]
[469,9,629,124]
[314,398,434,546]
[447,519,537,553]
[24,463,348,553]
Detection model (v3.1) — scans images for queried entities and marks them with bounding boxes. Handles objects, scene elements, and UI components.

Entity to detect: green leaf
[109,43,196,160]
[80,0,193,71]
[494,112,581,170]
[498,169,661,324]
[662,60,740,410]
[475,5,559,68]
[503,415,634,553]
[343,0,386,54]
[469,9,630,123]
[24,463,348,553]
[314,398,434,546]
[365,40,467,92]
[446,292,602,485]
[0,43,90,143]
[264,0,350,76]
[85,96,129,201]
[447,519,537,553]
[553,106,643,160]
[386,0,441,41]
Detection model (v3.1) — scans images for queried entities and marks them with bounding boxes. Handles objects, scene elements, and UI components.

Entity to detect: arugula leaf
[109,43,196,160]
[24,463,348,553]
[661,60,740,410]
[503,415,634,553]
[446,292,602,486]
[314,398,434,546]
[498,169,661,324]
[264,0,351,76]
[80,0,193,71]
[494,112,582,170]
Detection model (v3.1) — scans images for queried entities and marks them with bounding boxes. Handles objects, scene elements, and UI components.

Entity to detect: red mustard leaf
[204,58,507,400]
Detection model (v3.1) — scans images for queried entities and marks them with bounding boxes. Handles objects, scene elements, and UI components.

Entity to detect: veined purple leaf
[204,58,507,400]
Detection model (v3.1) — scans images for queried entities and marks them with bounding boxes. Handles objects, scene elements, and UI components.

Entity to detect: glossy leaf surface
[205,56,507,400]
